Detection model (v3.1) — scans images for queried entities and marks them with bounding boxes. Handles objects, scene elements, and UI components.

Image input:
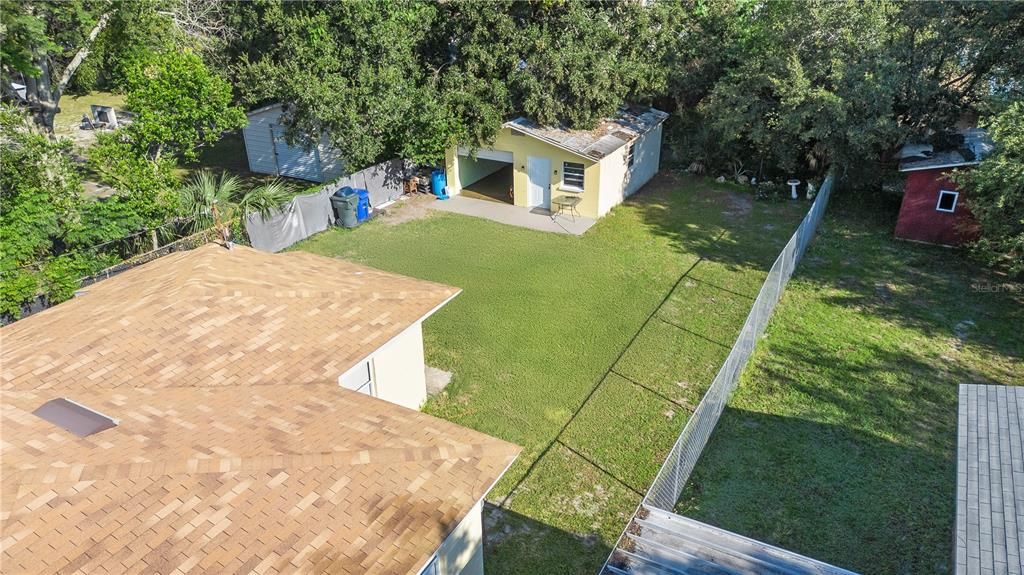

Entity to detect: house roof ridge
[2,442,521,488]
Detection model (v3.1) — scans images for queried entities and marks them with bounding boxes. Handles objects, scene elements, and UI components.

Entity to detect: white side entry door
[526,156,551,209]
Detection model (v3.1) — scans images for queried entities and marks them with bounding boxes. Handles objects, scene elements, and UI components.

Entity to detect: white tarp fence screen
[245,158,414,253]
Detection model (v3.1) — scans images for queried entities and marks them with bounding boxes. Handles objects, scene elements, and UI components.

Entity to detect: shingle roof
[898,128,994,172]
[898,149,980,172]
[505,105,669,161]
[1,244,460,392]
[0,245,520,574]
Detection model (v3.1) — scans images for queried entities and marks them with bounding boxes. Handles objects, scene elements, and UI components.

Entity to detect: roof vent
[32,398,118,437]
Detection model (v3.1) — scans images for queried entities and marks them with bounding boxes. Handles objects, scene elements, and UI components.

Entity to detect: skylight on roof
[32,398,118,437]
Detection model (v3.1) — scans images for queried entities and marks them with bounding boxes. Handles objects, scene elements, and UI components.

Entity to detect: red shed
[894,129,991,247]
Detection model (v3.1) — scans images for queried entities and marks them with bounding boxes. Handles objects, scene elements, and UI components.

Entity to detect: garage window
[936,190,959,213]
[563,162,585,191]
[340,360,374,396]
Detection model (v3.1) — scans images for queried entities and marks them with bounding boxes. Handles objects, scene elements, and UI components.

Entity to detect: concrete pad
[425,366,453,395]
[427,195,597,235]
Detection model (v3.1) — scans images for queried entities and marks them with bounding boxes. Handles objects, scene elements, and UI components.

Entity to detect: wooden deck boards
[956,384,1024,575]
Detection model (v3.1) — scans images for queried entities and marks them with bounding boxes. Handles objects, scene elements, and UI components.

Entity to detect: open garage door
[458,146,513,163]
[457,146,514,204]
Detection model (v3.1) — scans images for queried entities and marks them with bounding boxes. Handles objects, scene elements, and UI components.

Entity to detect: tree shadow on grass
[796,194,1024,378]
[674,275,1020,575]
[728,307,1005,457]
[625,171,809,276]
[483,503,613,575]
[678,406,957,575]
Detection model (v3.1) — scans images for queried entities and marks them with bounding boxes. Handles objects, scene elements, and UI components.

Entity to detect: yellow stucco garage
[444,106,668,220]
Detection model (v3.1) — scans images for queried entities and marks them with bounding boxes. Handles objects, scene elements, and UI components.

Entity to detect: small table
[552,195,583,222]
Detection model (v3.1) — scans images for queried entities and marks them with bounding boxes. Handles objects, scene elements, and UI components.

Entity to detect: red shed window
[936,190,958,213]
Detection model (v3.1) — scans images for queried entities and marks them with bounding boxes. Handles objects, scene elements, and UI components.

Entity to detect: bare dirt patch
[377,193,437,226]
[722,192,753,219]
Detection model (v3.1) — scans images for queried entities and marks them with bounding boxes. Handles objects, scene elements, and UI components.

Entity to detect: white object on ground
[787,179,801,200]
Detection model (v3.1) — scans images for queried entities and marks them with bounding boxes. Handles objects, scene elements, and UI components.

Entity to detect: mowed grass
[53,91,126,138]
[296,173,807,573]
[677,191,1024,574]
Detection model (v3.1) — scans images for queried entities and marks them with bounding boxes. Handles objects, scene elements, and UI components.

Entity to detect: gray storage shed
[241,103,345,183]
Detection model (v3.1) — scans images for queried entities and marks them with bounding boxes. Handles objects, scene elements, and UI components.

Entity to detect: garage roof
[505,105,669,161]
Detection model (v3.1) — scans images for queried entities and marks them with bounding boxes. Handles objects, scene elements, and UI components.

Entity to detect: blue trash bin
[430,169,449,200]
[354,189,370,222]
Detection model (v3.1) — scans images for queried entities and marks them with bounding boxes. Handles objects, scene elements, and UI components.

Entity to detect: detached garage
[444,105,668,219]
[241,103,345,182]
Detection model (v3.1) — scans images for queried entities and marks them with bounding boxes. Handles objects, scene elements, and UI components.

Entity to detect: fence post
[777,248,786,302]
[672,448,681,509]
[151,229,159,252]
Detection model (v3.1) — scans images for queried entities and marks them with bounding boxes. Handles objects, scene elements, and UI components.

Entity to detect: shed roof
[505,105,669,161]
[955,384,1024,575]
[0,244,519,574]
[246,102,284,118]
[899,128,994,172]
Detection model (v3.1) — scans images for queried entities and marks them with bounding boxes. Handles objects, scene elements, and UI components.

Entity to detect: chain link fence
[643,171,835,511]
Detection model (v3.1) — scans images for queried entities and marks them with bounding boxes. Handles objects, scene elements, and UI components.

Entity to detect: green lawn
[296,174,807,573]
[53,91,126,139]
[677,191,1024,574]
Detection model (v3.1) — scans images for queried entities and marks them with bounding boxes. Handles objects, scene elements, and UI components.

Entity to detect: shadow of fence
[601,170,836,571]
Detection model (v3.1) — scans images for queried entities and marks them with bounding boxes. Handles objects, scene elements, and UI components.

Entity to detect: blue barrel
[355,189,370,222]
[430,169,448,199]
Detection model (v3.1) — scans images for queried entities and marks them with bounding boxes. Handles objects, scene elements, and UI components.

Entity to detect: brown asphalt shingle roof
[1,244,460,392]
[0,245,520,574]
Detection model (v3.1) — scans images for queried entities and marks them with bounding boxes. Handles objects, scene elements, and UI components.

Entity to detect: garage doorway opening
[457,147,513,205]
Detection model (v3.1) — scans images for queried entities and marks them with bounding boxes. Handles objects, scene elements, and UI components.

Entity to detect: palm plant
[179,171,292,244]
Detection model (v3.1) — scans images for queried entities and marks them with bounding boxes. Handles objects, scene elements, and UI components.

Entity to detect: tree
[228,0,441,168]
[0,104,112,317]
[0,0,115,133]
[123,49,246,162]
[67,0,178,95]
[84,130,181,235]
[689,2,904,179]
[179,171,292,242]
[223,0,683,168]
[662,0,1024,184]
[953,102,1024,278]
[893,2,1024,133]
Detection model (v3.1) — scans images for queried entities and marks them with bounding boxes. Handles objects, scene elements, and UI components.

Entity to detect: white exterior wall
[369,321,428,410]
[241,106,281,175]
[597,146,629,217]
[624,123,663,196]
[425,499,485,575]
[242,104,346,183]
[316,135,346,182]
[595,122,664,216]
